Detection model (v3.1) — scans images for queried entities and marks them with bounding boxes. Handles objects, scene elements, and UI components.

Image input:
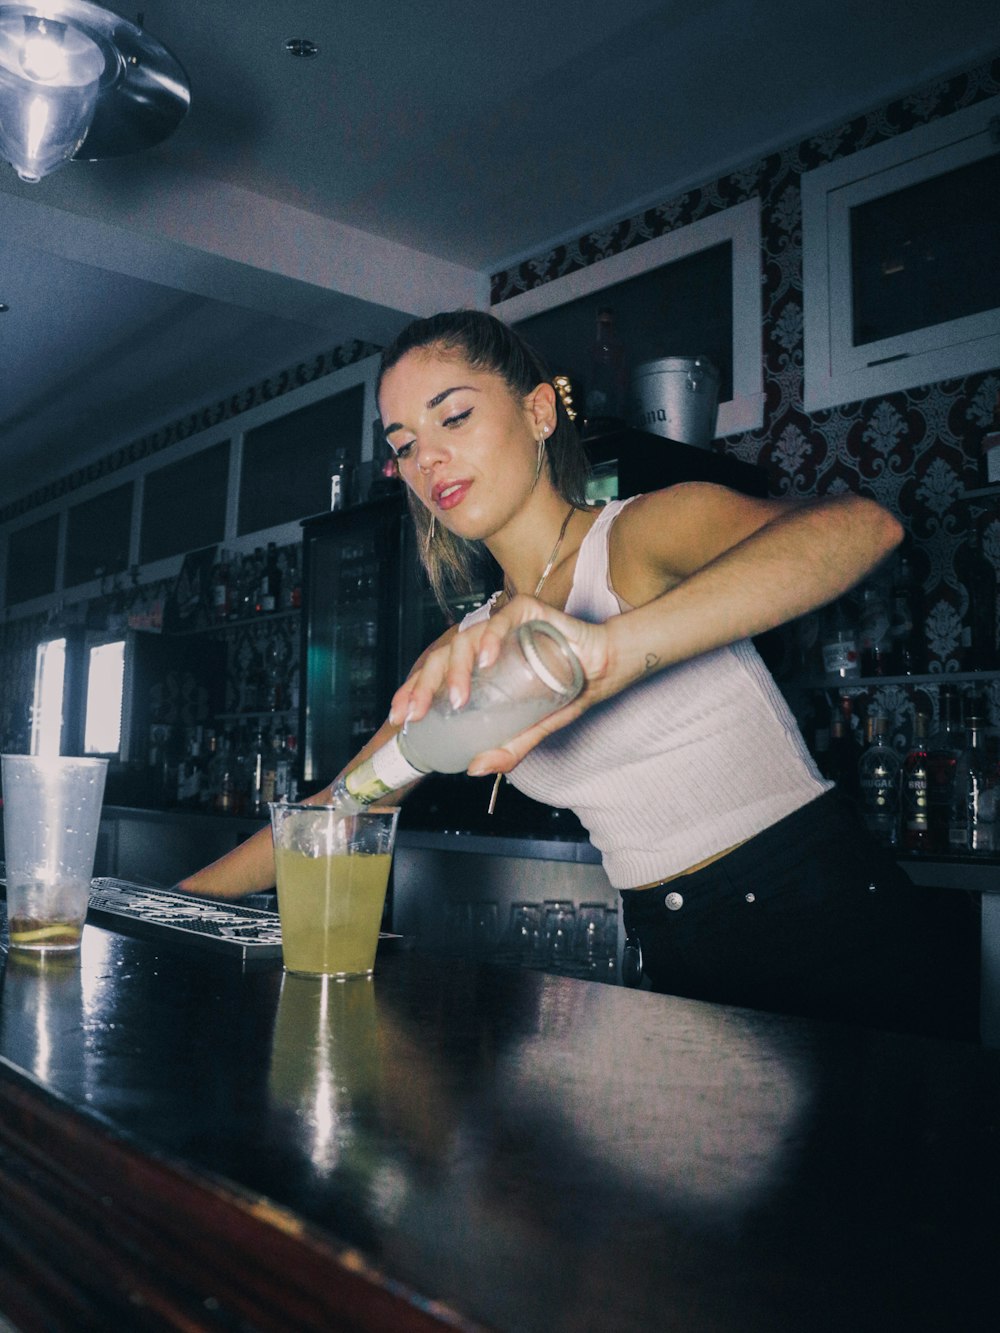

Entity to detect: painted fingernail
[449,686,463,710]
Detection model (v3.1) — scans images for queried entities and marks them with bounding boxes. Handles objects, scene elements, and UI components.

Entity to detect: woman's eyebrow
[383,385,477,436]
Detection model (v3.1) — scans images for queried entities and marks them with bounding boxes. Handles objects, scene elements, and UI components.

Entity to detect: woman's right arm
[176,716,406,899]
[176,624,461,899]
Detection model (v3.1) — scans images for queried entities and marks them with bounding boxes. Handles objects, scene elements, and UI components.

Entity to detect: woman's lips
[433,480,471,511]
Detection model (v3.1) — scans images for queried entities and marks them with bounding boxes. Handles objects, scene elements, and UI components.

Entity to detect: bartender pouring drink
[182,311,976,1040]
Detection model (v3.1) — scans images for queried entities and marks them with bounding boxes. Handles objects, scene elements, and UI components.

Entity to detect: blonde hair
[378,310,589,613]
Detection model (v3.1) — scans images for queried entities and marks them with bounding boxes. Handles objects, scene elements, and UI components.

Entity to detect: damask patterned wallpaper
[492,52,1000,739]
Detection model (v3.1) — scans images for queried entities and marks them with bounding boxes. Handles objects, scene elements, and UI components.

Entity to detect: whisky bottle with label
[901,712,932,852]
[858,711,901,846]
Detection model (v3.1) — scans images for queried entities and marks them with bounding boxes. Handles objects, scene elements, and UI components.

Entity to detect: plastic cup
[1,754,109,953]
[269,803,399,978]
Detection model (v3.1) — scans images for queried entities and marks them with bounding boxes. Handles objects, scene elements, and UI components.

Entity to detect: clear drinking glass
[269,803,399,978]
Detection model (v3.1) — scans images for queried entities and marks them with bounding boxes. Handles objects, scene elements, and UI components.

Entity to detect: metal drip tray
[87,879,285,962]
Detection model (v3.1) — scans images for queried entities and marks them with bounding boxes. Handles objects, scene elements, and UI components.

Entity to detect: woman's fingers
[390,596,611,740]
[389,623,487,725]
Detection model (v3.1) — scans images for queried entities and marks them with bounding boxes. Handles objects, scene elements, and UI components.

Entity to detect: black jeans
[620,790,979,1040]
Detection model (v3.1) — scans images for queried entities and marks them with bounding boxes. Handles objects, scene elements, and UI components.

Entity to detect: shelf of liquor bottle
[214,709,297,722]
[801,669,1000,690]
[169,608,301,636]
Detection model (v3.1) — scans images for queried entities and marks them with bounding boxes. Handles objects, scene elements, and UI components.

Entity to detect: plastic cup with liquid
[1,754,109,953]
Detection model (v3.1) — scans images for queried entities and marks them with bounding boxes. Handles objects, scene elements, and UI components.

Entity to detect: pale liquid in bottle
[275,849,392,976]
[401,694,557,773]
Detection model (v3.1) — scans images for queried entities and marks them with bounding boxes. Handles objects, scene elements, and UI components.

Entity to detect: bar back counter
[2,897,1000,1333]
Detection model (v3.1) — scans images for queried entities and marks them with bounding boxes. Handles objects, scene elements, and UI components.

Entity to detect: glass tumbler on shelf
[574,902,612,973]
[505,902,542,964]
[542,900,577,969]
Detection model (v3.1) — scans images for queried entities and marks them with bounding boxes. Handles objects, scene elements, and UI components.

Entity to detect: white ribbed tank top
[461,497,830,888]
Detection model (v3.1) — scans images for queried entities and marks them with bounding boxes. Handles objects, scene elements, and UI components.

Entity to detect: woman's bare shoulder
[609,484,791,595]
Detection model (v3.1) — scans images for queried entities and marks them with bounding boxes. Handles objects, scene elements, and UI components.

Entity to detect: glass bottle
[211,550,232,624]
[857,711,901,847]
[926,685,965,853]
[238,551,259,620]
[901,712,932,852]
[259,542,280,615]
[584,306,628,424]
[978,389,1000,487]
[330,449,353,511]
[955,524,998,672]
[858,583,892,677]
[820,598,860,679]
[327,621,584,813]
[823,694,861,797]
[948,699,998,853]
[888,551,922,675]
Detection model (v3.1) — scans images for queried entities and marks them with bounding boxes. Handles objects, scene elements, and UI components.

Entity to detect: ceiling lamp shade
[0,1,189,183]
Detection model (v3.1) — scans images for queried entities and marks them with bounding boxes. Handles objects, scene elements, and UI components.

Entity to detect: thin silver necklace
[503,502,576,603]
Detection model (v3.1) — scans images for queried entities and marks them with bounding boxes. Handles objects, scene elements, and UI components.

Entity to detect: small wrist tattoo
[643,653,661,675]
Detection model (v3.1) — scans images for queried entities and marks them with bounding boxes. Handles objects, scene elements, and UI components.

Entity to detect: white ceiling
[1,0,997,506]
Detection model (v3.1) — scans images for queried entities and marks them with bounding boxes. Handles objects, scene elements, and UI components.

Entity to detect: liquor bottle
[584,306,628,424]
[177,727,205,808]
[237,552,258,621]
[289,548,302,611]
[212,731,237,815]
[820,598,860,679]
[283,733,299,803]
[858,584,892,677]
[955,524,998,672]
[330,449,353,511]
[278,549,293,612]
[888,551,922,675]
[901,712,932,852]
[259,542,281,615]
[979,390,1000,487]
[926,685,965,853]
[822,695,861,797]
[327,621,584,812]
[211,551,232,623]
[260,728,279,809]
[948,699,998,853]
[253,547,269,616]
[857,711,901,847]
[249,724,268,815]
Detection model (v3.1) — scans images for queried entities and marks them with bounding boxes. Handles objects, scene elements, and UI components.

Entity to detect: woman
[182,310,977,1039]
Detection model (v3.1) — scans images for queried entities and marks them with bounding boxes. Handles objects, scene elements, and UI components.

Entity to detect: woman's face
[378,345,553,541]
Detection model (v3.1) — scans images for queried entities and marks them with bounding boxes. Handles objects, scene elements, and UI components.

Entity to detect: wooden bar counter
[1,904,999,1332]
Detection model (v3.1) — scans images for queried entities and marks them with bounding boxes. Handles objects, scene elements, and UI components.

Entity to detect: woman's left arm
[397,486,902,773]
[602,484,902,682]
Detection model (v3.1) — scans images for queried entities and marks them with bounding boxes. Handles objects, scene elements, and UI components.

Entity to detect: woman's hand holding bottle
[388,595,613,777]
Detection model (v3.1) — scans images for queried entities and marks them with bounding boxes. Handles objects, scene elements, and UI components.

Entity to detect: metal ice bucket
[630,357,720,448]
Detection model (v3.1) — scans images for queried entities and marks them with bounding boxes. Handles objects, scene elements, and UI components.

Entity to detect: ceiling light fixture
[0,1,189,184]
